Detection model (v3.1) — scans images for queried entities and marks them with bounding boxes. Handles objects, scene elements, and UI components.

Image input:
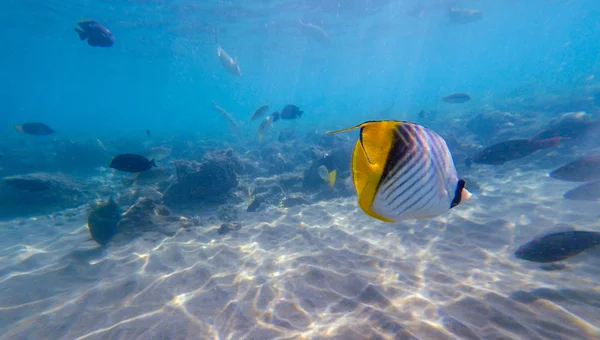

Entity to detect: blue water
[2,0,600,339]
[2,0,599,137]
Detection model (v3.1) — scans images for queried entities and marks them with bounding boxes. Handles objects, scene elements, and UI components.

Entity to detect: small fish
[279,105,303,120]
[14,122,54,136]
[441,93,471,103]
[74,19,114,47]
[109,153,156,173]
[532,116,600,141]
[327,120,471,222]
[563,180,600,201]
[212,101,241,133]
[318,165,337,188]
[472,138,560,165]
[146,147,172,161]
[418,110,426,119]
[96,139,108,151]
[87,197,121,245]
[550,152,600,182]
[146,129,151,137]
[515,231,600,263]
[257,116,274,142]
[250,105,270,121]
[447,8,483,24]
[299,19,331,44]
[214,30,241,76]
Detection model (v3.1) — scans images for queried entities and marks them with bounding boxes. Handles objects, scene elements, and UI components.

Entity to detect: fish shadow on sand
[511,288,600,309]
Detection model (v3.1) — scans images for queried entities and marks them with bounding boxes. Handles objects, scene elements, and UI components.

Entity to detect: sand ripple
[1,169,600,339]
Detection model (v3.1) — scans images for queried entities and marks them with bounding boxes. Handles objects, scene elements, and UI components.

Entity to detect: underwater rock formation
[217,222,242,235]
[302,146,351,192]
[0,173,87,218]
[116,197,184,242]
[465,111,522,138]
[259,145,294,175]
[53,139,111,174]
[87,197,121,246]
[162,149,241,207]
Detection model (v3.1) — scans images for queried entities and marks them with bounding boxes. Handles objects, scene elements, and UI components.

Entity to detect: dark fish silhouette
[14,122,54,136]
[279,105,303,120]
[550,152,600,182]
[87,197,121,245]
[472,138,560,165]
[448,8,483,24]
[271,111,281,123]
[146,129,151,137]
[109,154,156,173]
[532,120,600,141]
[515,231,600,263]
[563,180,600,201]
[75,19,114,47]
[441,93,471,103]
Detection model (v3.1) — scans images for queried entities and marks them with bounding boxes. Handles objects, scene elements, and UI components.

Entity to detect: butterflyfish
[327,120,471,222]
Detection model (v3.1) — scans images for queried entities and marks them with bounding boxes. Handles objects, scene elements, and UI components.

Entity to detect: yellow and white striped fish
[327,120,471,222]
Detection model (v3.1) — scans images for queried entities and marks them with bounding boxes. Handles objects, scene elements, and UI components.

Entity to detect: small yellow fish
[318,165,337,187]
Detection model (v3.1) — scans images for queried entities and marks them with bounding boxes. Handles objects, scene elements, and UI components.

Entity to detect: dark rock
[116,197,183,242]
[217,204,238,222]
[0,173,87,219]
[465,111,521,138]
[87,198,121,246]
[218,222,242,235]
[259,145,294,175]
[162,149,240,207]
[247,186,286,213]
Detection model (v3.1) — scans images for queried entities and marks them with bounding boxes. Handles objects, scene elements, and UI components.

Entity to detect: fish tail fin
[298,110,304,117]
[74,28,87,40]
[149,159,156,167]
[13,125,23,132]
[328,170,337,187]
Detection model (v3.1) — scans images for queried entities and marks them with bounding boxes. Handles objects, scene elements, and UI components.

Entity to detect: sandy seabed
[1,167,600,340]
